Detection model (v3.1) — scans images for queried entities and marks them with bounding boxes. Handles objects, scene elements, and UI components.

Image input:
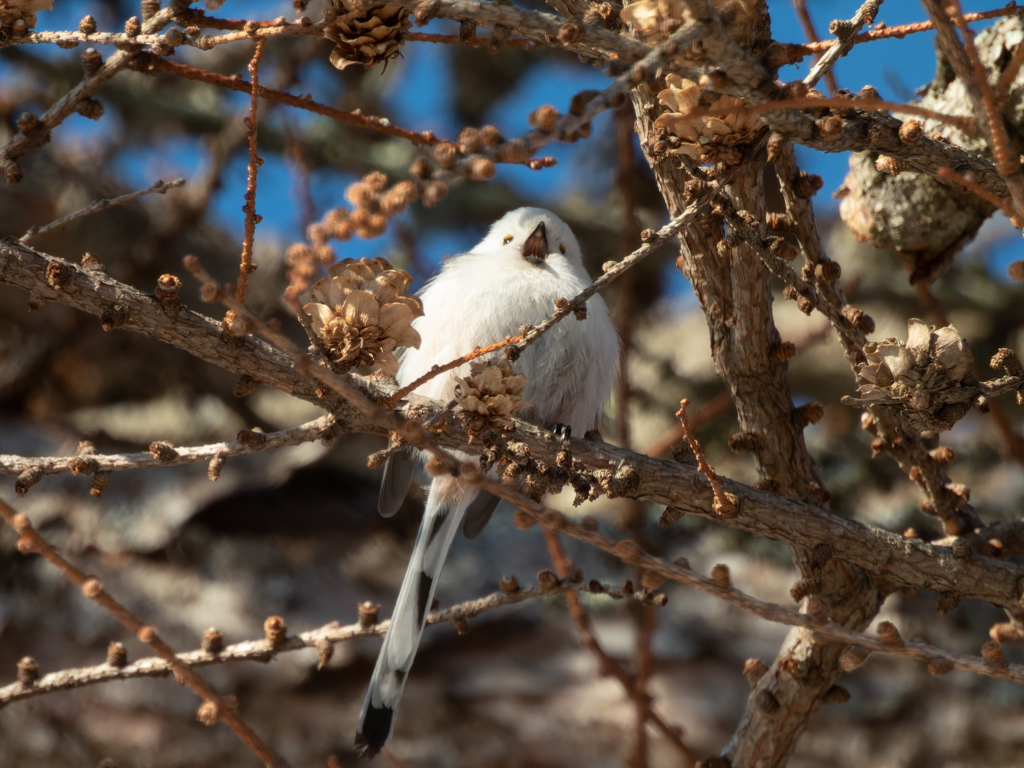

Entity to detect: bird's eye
[559,243,566,254]
[503,235,513,245]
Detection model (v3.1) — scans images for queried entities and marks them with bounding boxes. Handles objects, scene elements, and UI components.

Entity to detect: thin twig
[0,498,290,768]
[237,38,267,305]
[0,5,179,183]
[937,166,1015,218]
[644,390,733,458]
[779,6,1024,58]
[803,0,882,89]
[138,55,442,148]
[676,399,735,516]
[0,575,644,706]
[0,416,335,486]
[790,0,838,93]
[18,178,184,245]
[385,337,522,408]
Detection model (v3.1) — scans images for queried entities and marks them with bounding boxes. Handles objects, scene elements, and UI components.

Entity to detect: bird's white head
[474,207,585,270]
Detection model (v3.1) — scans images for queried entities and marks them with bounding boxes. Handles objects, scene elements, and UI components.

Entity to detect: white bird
[356,207,619,757]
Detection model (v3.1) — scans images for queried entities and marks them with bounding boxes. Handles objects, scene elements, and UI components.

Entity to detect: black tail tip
[355,704,394,760]
[354,733,381,760]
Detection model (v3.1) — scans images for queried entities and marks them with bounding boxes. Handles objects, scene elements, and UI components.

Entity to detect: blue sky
[9,0,1018,282]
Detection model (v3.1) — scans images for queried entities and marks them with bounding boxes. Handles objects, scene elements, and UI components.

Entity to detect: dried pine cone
[654,75,765,165]
[621,0,756,45]
[324,0,411,70]
[454,359,531,432]
[844,319,977,432]
[303,257,423,376]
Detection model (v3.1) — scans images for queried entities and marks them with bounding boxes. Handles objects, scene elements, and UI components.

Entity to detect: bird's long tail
[356,475,474,758]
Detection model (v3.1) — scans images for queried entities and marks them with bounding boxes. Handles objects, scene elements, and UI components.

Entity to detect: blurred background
[2,1,1024,766]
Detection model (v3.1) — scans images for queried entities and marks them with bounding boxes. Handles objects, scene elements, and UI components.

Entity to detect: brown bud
[357,601,380,628]
[79,15,97,34]
[876,620,903,647]
[500,575,520,593]
[479,125,503,146]
[927,658,953,676]
[125,16,142,36]
[982,640,1008,669]
[537,569,560,592]
[17,656,39,686]
[236,428,266,448]
[898,120,923,145]
[469,158,495,181]
[742,658,768,686]
[528,105,560,133]
[316,638,334,670]
[774,341,797,361]
[196,700,220,726]
[45,261,70,289]
[822,685,851,704]
[15,467,42,496]
[264,615,287,646]
[81,252,104,271]
[793,171,823,198]
[82,578,103,598]
[422,181,448,207]
[90,471,112,498]
[202,628,224,653]
[711,563,731,588]
[136,625,157,644]
[82,47,103,76]
[208,455,225,481]
[433,142,459,169]
[106,641,128,668]
[817,115,842,140]
[558,22,581,44]
[76,98,105,121]
[149,441,179,462]
[409,156,432,179]
[813,259,841,282]
[794,401,825,428]
[875,155,907,175]
[154,273,181,311]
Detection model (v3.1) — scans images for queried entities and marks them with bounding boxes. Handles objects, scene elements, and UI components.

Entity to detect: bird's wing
[356,475,475,757]
[378,451,416,518]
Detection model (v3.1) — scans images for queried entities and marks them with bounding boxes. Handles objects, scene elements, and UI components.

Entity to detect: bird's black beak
[522,222,548,263]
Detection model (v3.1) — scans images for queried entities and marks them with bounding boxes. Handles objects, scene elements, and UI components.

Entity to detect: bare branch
[18,178,184,245]
[0,498,291,768]
[0,577,657,706]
